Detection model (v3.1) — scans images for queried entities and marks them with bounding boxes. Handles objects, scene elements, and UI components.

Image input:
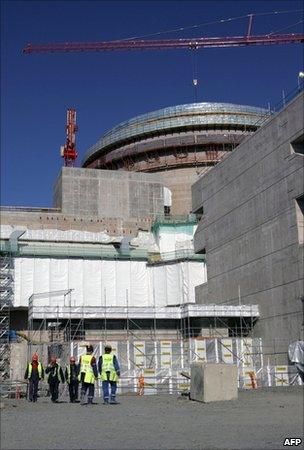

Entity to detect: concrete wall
[0,209,154,236]
[53,167,164,220]
[160,167,210,215]
[192,93,304,363]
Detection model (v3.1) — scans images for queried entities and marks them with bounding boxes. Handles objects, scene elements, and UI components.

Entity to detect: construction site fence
[26,336,298,372]
[1,365,302,399]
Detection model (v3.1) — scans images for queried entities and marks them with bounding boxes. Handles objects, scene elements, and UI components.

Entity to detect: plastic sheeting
[288,341,304,364]
[0,225,122,244]
[163,187,172,207]
[14,257,206,308]
[130,231,159,252]
[30,304,259,320]
[157,225,196,254]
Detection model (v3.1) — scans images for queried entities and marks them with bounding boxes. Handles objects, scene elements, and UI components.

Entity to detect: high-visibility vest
[78,354,95,384]
[65,365,77,384]
[101,354,118,382]
[27,362,43,379]
[47,364,62,383]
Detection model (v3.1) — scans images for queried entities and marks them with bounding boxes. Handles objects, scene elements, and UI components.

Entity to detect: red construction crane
[60,109,78,167]
[22,10,304,54]
[22,32,304,54]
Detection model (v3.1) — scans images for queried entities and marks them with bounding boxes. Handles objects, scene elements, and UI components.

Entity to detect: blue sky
[1,0,303,207]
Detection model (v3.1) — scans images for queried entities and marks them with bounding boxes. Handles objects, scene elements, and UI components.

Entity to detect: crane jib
[22,34,304,54]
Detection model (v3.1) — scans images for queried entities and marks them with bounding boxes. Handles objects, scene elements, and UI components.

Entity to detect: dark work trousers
[49,381,60,402]
[102,380,117,401]
[28,377,39,402]
[81,382,94,403]
[68,380,79,402]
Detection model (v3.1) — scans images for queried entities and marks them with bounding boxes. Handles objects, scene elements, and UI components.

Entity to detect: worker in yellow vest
[98,344,120,405]
[78,345,98,405]
[24,353,44,402]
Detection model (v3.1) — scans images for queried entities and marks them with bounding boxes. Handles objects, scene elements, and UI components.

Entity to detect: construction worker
[98,344,120,404]
[24,353,44,402]
[45,356,65,403]
[65,356,80,403]
[78,345,98,405]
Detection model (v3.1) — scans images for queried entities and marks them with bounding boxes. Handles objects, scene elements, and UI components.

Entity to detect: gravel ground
[1,387,303,450]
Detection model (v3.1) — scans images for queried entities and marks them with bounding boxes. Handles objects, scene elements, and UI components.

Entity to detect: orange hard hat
[70,356,76,363]
[32,353,38,362]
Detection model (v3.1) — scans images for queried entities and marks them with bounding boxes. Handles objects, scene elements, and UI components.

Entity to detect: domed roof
[82,102,269,166]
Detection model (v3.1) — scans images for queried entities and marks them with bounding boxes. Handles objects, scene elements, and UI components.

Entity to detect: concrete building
[6,99,297,387]
[53,167,165,220]
[83,102,269,215]
[192,92,304,364]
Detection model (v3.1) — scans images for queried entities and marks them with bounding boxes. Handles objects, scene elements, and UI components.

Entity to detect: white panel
[188,261,207,303]
[242,338,253,368]
[181,262,190,303]
[275,365,289,386]
[147,265,154,307]
[221,338,234,364]
[166,264,181,305]
[150,266,166,307]
[33,258,50,306]
[49,259,68,294]
[195,339,207,362]
[68,259,84,307]
[131,261,148,306]
[161,341,172,368]
[14,258,21,307]
[19,258,34,307]
[158,231,176,253]
[116,260,131,307]
[143,368,157,395]
[83,260,101,306]
[101,260,116,307]
[133,341,145,368]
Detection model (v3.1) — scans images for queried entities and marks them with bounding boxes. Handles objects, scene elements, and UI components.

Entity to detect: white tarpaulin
[157,225,196,254]
[130,231,159,252]
[14,257,206,308]
[1,225,122,244]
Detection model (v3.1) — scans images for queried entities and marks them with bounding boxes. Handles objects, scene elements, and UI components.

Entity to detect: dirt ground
[1,387,303,450]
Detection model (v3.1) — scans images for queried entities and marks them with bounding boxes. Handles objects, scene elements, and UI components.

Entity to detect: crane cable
[118,9,304,41]
[267,19,304,36]
[191,50,198,102]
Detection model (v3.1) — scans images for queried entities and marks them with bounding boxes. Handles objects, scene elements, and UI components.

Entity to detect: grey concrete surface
[192,92,304,364]
[53,167,165,220]
[9,342,27,381]
[1,388,303,450]
[190,363,238,402]
[0,209,155,235]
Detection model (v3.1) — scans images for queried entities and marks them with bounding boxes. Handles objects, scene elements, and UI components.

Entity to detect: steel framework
[0,252,13,380]
[23,33,304,54]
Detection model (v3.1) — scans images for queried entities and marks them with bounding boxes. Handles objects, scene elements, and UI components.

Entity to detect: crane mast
[60,109,78,167]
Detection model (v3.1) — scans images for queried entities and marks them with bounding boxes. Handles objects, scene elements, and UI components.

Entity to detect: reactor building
[82,102,269,215]
[2,99,286,387]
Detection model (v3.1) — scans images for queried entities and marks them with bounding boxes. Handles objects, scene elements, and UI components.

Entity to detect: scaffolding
[0,251,13,380]
[23,285,303,397]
